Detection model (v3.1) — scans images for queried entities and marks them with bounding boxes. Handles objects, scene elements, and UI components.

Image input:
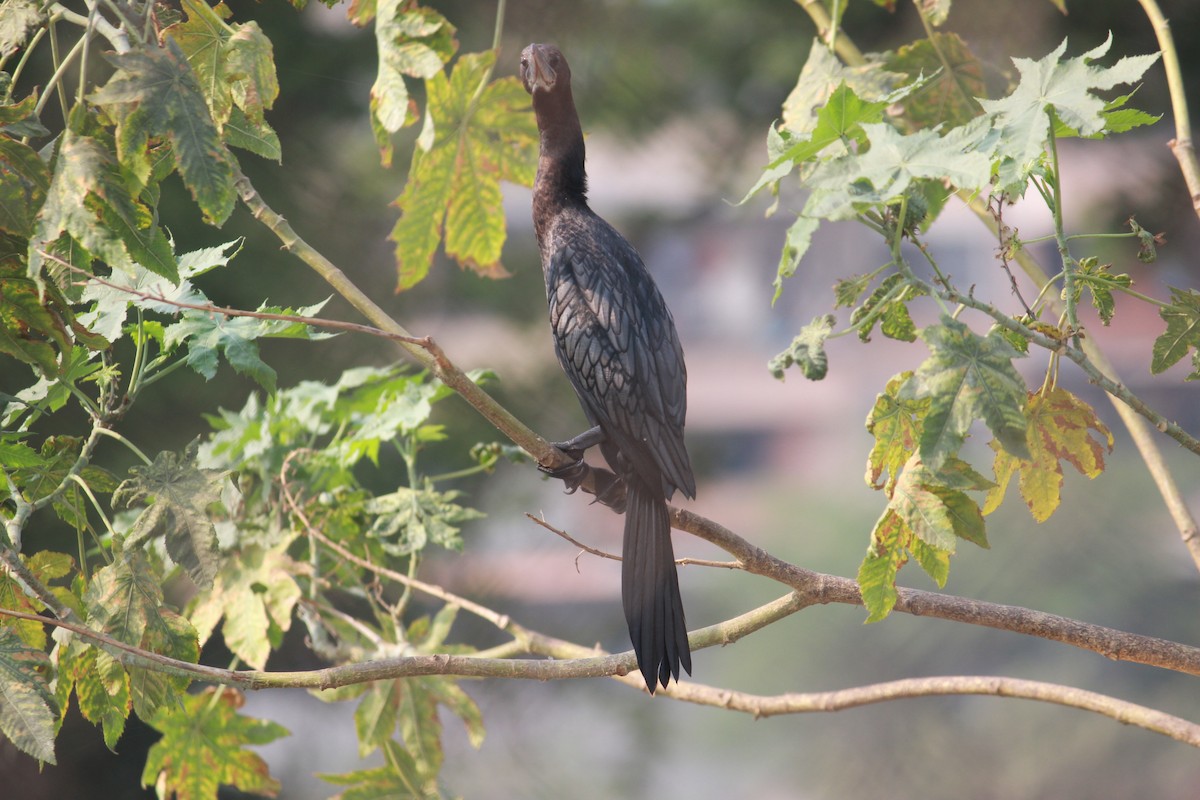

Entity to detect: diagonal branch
[227,169,1200,678]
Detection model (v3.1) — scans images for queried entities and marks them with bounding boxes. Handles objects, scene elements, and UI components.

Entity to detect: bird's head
[520,43,570,97]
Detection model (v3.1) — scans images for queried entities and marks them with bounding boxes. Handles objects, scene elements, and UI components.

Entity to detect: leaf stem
[1045,113,1080,339]
[94,427,151,465]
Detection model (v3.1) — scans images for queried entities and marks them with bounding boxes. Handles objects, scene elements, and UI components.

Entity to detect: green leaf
[84,546,199,720]
[768,314,835,381]
[849,274,926,342]
[9,435,117,530]
[187,538,302,669]
[890,460,958,552]
[0,136,50,238]
[980,36,1160,193]
[781,40,901,135]
[91,41,238,225]
[804,122,991,219]
[0,256,69,373]
[1068,256,1131,325]
[163,299,332,392]
[886,32,985,129]
[29,132,178,280]
[390,50,537,290]
[370,1,457,165]
[77,241,236,343]
[771,215,820,301]
[113,440,223,588]
[0,628,57,764]
[865,371,929,495]
[143,687,289,800]
[320,739,431,799]
[904,316,1029,470]
[0,550,73,649]
[222,106,282,161]
[59,637,130,751]
[1151,287,1200,378]
[0,0,41,58]
[365,485,483,556]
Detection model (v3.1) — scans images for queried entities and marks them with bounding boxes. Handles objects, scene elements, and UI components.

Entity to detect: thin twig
[56,259,430,347]
[524,512,742,569]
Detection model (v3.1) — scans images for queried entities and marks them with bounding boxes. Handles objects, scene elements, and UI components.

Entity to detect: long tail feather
[622,477,691,692]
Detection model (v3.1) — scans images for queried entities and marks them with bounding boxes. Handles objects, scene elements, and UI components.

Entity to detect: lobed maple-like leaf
[57,637,130,751]
[769,314,835,381]
[0,551,73,650]
[888,455,990,553]
[187,539,303,670]
[369,0,457,166]
[865,371,929,495]
[1069,256,1132,325]
[142,687,289,800]
[979,35,1160,194]
[804,122,992,220]
[0,628,57,764]
[390,51,538,290]
[887,32,985,130]
[113,441,223,588]
[781,41,901,135]
[1151,287,1200,380]
[857,510,907,623]
[903,316,1030,471]
[28,132,177,280]
[849,274,927,343]
[162,298,333,393]
[90,41,238,225]
[0,136,49,238]
[83,547,200,719]
[984,387,1114,521]
[162,0,281,161]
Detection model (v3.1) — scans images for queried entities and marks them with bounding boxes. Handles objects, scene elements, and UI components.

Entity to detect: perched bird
[520,43,696,692]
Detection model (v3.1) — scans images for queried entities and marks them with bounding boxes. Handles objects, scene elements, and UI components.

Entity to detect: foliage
[0,0,1198,797]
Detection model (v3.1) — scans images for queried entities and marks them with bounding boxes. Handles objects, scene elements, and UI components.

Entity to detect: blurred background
[6,0,1200,797]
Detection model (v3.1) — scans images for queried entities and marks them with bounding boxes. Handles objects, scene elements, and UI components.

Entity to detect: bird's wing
[547,218,695,498]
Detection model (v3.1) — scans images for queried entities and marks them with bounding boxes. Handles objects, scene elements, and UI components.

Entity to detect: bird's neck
[532,92,588,243]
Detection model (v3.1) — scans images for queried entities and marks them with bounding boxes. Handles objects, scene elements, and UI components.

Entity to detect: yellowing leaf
[858,510,907,623]
[369,0,457,165]
[865,371,929,495]
[984,387,1113,521]
[143,687,289,800]
[187,538,303,670]
[390,51,537,290]
[90,41,238,225]
[162,0,280,159]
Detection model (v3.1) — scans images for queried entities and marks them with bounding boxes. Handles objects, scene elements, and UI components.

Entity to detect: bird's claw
[538,447,588,493]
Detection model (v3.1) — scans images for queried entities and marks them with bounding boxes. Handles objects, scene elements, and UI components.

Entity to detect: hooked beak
[527,44,556,93]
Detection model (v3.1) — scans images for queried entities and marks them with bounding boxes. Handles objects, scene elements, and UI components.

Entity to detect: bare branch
[524,512,742,570]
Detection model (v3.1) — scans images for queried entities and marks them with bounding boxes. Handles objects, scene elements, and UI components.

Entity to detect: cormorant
[520,42,696,692]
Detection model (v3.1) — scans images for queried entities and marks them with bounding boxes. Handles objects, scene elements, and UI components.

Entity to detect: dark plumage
[520,43,695,691]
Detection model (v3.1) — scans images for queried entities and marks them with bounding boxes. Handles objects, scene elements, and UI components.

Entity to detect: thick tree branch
[4,604,1195,748]
[225,170,1200,679]
[1134,0,1200,223]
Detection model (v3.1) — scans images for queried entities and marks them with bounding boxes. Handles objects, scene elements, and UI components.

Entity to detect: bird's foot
[538,443,589,493]
[588,468,627,513]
